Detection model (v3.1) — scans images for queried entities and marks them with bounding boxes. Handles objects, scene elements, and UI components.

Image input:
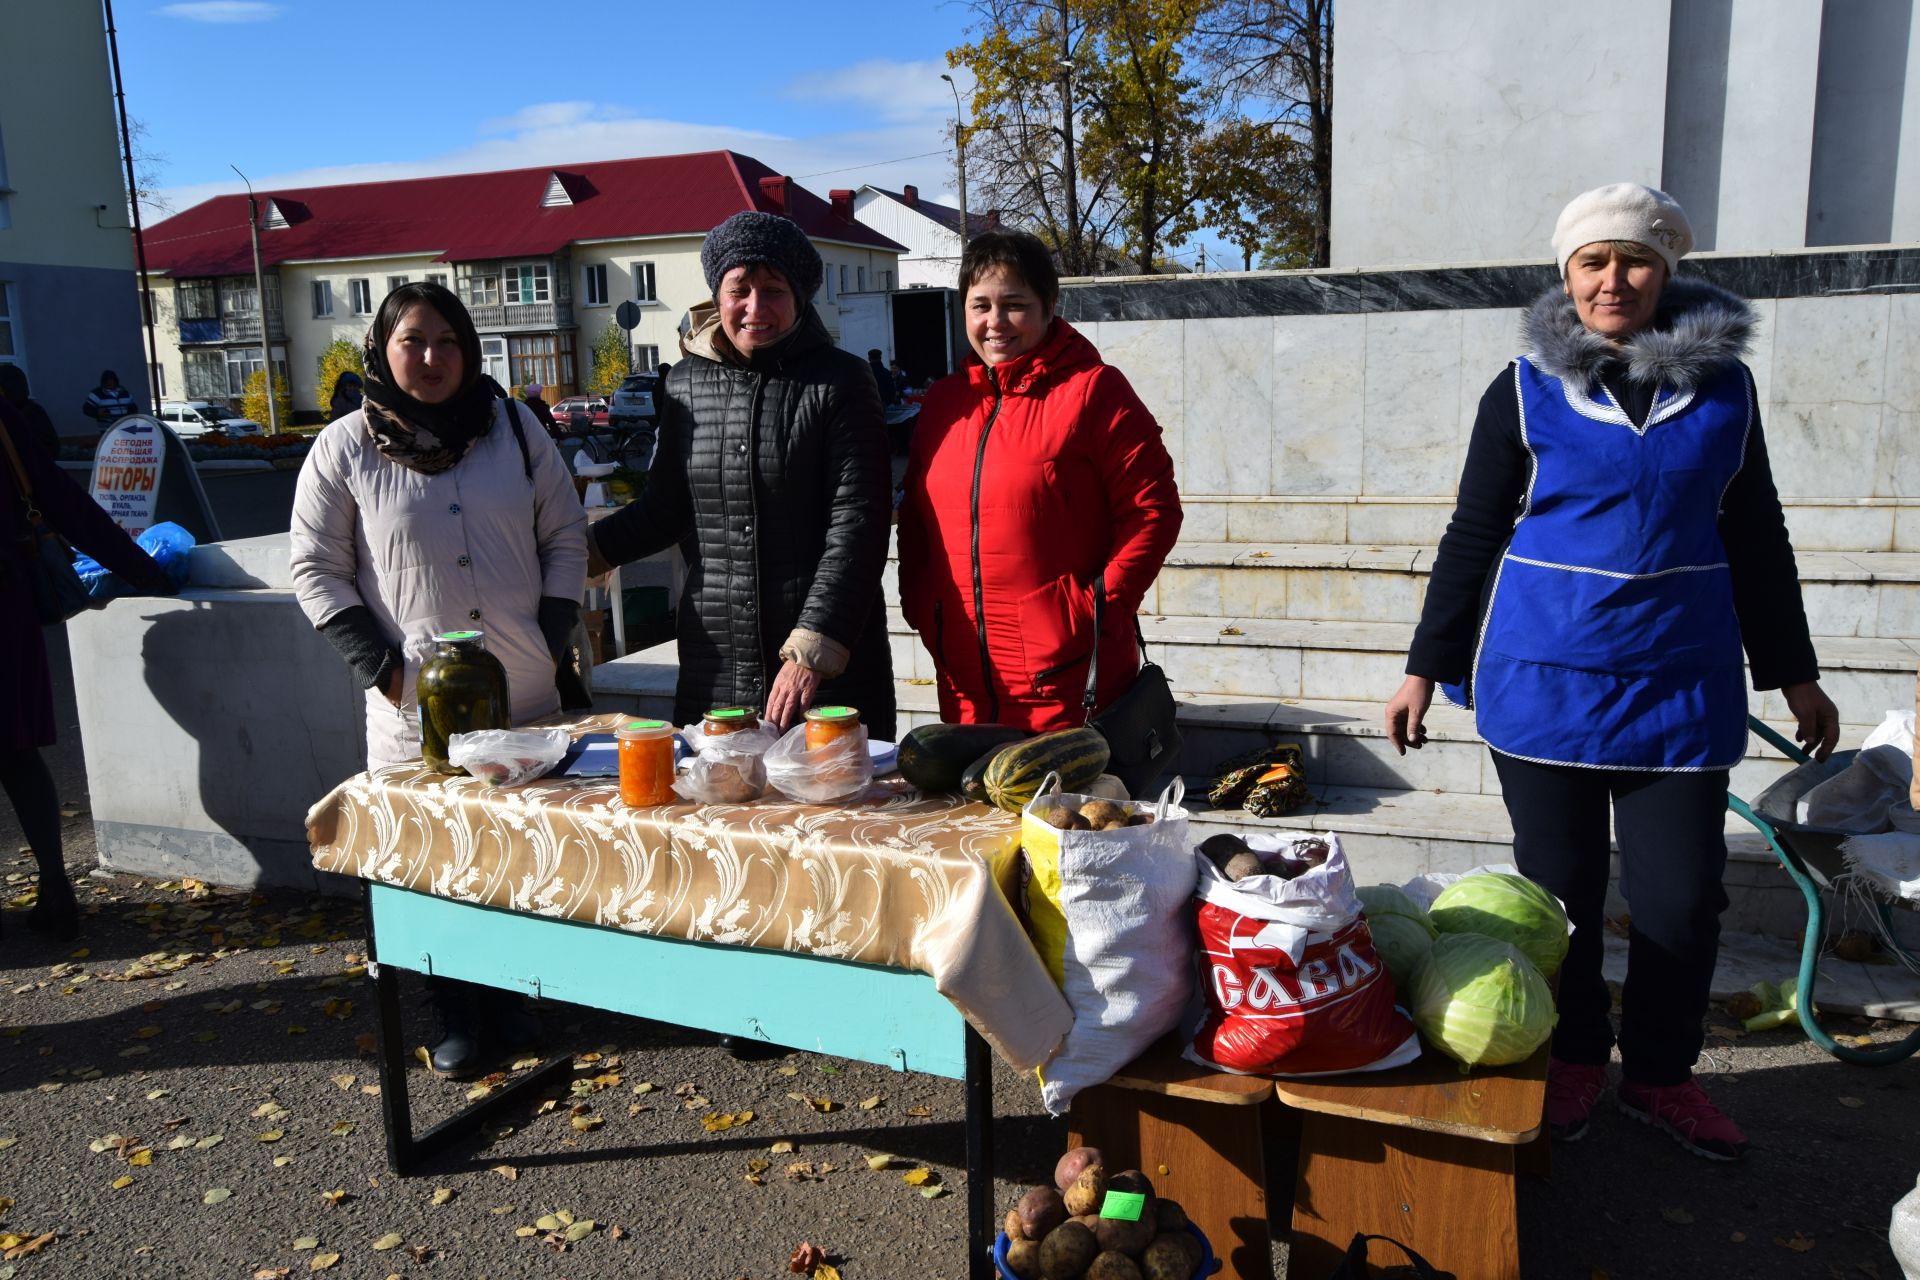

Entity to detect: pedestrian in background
[0,364,58,456]
[80,369,136,428]
[289,281,586,1075]
[0,397,174,943]
[587,211,895,740]
[896,229,1182,732]
[1386,183,1839,1161]
[327,370,364,422]
[867,348,899,407]
[521,382,557,437]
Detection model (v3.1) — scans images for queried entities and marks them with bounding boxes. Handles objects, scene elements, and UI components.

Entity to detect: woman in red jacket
[897,230,1182,732]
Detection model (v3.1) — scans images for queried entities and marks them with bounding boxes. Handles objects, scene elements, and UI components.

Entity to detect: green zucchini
[897,723,1031,793]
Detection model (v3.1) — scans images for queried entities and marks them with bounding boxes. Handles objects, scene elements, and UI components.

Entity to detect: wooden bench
[1068,1037,1548,1280]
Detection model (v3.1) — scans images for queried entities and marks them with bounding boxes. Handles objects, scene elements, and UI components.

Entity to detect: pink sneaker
[1617,1076,1749,1161]
[1546,1058,1610,1141]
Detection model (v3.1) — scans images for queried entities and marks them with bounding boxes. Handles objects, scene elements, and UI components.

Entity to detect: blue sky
[118,0,1218,269]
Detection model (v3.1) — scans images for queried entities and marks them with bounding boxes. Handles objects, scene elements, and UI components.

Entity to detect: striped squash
[981,726,1111,813]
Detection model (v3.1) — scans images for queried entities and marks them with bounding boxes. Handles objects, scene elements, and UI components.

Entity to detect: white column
[1713,0,1823,251]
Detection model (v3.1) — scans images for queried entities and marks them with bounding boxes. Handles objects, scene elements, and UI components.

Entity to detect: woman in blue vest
[1385,184,1839,1162]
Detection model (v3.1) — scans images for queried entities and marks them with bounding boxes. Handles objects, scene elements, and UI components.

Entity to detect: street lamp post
[230,165,278,433]
[939,73,970,255]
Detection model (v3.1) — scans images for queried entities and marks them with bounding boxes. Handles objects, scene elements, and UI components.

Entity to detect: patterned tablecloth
[305,715,1073,1070]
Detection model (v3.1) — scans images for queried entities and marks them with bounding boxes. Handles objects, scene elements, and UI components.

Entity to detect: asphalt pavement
[1,472,1917,1278]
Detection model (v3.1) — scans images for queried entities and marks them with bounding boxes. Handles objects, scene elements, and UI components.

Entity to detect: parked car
[158,400,263,439]
[608,372,658,430]
[549,396,609,431]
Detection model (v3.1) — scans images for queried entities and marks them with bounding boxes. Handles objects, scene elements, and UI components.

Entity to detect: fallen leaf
[816,1266,844,1280]
[790,1241,825,1273]
[0,1138,16,1151]
[489,1205,515,1216]
[1838,1096,1865,1109]
[132,1026,163,1039]
[308,1252,340,1271]
[127,1149,153,1167]
[512,1057,543,1071]
[329,1123,354,1138]
[194,1135,224,1150]
[858,1095,882,1110]
[866,1154,896,1170]
[255,1130,284,1143]
[1661,1206,1695,1225]
[491,1164,518,1181]
[430,1188,455,1206]
[771,1140,796,1155]
[1777,1232,1816,1253]
[320,1189,348,1207]
[563,1221,595,1242]
[514,1227,538,1239]
[203,1187,232,1204]
[111,1175,133,1190]
[921,1185,948,1199]
[329,1075,355,1091]
[775,1065,799,1077]
[370,1233,404,1251]
[1219,625,1244,636]
[252,1269,289,1279]
[570,1114,604,1133]
[291,1238,319,1251]
[273,1157,294,1168]
[903,1168,939,1187]
[906,1105,932,1117]
[609,1224,627,1240]
[631,1082,654,1095]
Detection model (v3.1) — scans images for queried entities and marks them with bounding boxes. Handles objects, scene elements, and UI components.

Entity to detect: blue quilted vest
[1442,356,1754,770]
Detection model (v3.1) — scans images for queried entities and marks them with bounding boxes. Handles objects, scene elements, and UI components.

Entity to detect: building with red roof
[140,151,906,416]
[850,185,999,290]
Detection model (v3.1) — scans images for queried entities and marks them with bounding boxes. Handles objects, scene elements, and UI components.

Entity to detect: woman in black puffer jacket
[590,211,895,741]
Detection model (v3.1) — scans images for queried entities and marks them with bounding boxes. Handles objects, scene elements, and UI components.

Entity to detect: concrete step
[880,544,1920,639]
[1171,495,1920,556]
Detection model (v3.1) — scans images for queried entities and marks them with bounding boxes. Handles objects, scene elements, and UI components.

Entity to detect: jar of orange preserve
[804,706,861,751]
[616,719,676,806]
[702,707,760,737]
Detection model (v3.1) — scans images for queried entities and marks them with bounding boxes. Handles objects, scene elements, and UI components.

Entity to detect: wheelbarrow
[1727,715,1920,1065]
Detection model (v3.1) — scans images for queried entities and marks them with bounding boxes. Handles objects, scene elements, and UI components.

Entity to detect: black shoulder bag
[0,414,93,624]
[1324,1232,1446,1278]
[1083,572,1182,798]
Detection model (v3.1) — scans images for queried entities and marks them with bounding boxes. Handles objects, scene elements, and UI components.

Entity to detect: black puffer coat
[592,306,896,739]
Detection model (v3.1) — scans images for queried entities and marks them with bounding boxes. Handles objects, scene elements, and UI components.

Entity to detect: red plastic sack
[1185,833,1421,1077]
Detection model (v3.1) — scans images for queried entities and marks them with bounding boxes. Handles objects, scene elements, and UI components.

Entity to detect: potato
[1108,1168,1156,1201]
[1044,807,1077,830]
[1223,851,1266,882]
[1062,1163,1109,1217]
[1080,800,1127,828]
[1092,1213,1155,1257]
[1038,1220,1098,1280]
[1152,1198,1189,1234]
[1017,1185,1068,1242]
[1054,1145,1105,1192]
[1087,1251,1145,1280]
[1005,1236,1044,1279]
[1072,1213,1102,1231]
[1197,832,1250,867]
[1127,813,1153,826]
[1006,1207,1028,1242]
[1141,1233,1200,1280]
[1099,819,1131,831]
[1067,812,1093,830]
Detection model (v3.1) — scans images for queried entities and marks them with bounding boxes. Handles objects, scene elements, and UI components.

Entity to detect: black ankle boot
[424,981,487,1079]
[26,884,79,941]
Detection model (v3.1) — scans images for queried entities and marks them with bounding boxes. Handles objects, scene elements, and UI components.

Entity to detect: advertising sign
[90,415,166,535]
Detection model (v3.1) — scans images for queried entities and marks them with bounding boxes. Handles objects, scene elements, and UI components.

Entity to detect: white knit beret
[1552,183,1694,276]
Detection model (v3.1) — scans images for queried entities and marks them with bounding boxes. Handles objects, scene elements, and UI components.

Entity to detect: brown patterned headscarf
[360,282,500,475]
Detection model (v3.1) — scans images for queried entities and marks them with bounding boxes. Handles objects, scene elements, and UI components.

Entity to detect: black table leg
[965,1024,996,1280]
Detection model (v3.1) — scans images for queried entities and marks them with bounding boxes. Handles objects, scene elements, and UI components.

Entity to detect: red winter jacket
[896,319,1182,731]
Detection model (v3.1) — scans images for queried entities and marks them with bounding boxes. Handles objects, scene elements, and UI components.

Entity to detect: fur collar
[1524,277,1755,392]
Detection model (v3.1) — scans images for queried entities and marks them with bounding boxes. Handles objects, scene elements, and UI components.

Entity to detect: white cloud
[158,1,282,22]
[785,58,966,124]
[157,102,962,218]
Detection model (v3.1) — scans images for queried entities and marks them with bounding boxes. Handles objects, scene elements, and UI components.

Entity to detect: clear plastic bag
[763,721,874,804]
[673,723,779,804]
[447,727,571,787]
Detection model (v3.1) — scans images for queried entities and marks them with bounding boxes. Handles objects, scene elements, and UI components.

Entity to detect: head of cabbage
[1428,873,1569,979]
[1356,884,1438,938]
[1410,933,1557,1068]
[1367,912,1435,993]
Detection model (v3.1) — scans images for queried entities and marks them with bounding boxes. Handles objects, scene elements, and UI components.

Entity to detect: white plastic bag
[447,727,571,787]
[673,722,779,804]
[763,721,874,803]
[1894,1170,1920,1279]
[1021,775,1195,1115]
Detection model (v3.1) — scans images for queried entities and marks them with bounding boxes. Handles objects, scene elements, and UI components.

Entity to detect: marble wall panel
[1223,501,1349,544]
[1176,500,1229,542]
[1877,295,1920,501]
[1361,310,1466,497]
[1744,298,1777,416]
[1346,503,1451,546]
[1766,295,1890,498]
[1798,582,1882,638]
[1300,647,1411,702]
[1284,568,1426,624]
[1158,642,1302,698]
[1183,317,1274,495]
[1875,582,1920,641]
[1271,313,1368,496]
[1317,732,1483,794]
[1779,504,1895,554]
[1334,832,1432,886]
[1456,307,1527,455]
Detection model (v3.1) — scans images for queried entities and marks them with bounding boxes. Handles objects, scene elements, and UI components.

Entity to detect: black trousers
[1490,751,1731,1086]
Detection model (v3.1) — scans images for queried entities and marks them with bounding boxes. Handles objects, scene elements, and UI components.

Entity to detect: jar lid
[435,629,483,642]
[805,706,859,722]
[624,719,668,731]
[705,708,752,720]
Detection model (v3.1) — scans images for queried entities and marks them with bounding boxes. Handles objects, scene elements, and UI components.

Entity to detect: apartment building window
[387,275,409,295]
[857,266,867,292]
[349,278,373,315]
[631,261,657,303]
[839,265,850,294]
[179,279,218,321]
[427,273,448,288]
[507,332,574,388]
[312,281,334,317]
[460,272,499,308]
[224,346,290,397]
[221,277,258,315]
[183,350,226,400]
[582,263,608,307]
[881,270,893,291]
[824,268,834,302]
[0,282,16,360]
[632,343,659,372]
[504,262,550,305]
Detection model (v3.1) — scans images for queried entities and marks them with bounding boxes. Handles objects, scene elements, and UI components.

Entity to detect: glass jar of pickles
[701,707,761,737]
[803,706,861,751]
[616,719,676,806]
[417,630,511,773]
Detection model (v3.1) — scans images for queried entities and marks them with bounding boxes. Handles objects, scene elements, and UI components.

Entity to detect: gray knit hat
[700,211,823,301]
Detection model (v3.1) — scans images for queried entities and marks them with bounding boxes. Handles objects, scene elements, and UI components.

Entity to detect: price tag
[1099,1190,1146,1221]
